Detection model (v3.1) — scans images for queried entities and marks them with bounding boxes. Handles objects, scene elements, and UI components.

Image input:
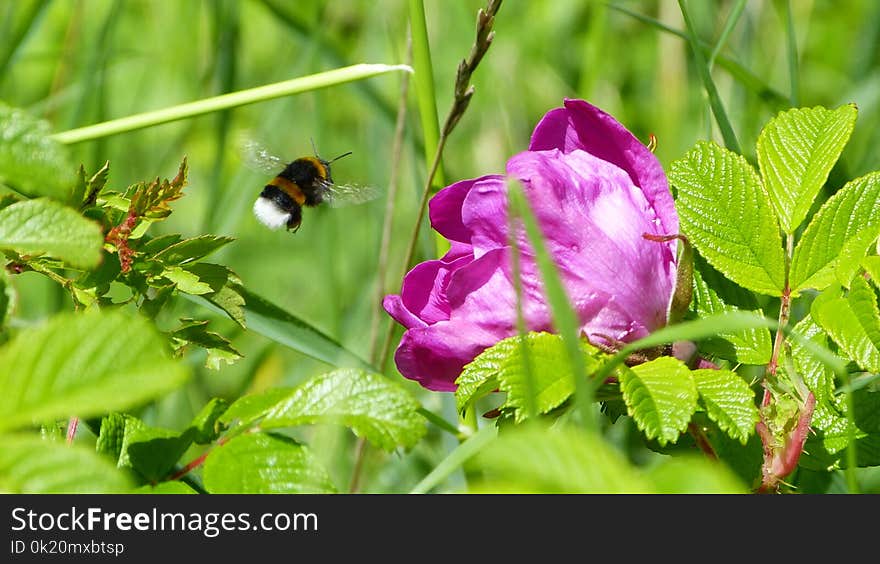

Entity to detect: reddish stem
[688,423,717,459]
[65,417,79,444]
[757,392,816,493]
[167,436,229,482]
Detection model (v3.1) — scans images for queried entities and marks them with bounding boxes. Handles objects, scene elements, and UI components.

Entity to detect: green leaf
[670,141,785,296]
[133,481,197,494]
[790,172,880,293]
[620,357,699,446]
[692,368,759,444]
[0,198,103,269]
[188,398,229,444]
[456,332,600,422]
[757,104,858,234]
[154,235,235,265]
[171,263,246,328]
[811,278,880,372]
[73,162,110,209]
[121,418,193,482]
[643,456,748,493]
[0,264,14,328]
[170,318,242,370]
[188,285,370,369]
[260,369,426,452]
[691,256,772,364]
[0,309,190,432]
[220,387,294,429]
[0,434,133,493]
[0,102,75,202]
[455,340,507,415]
[203,433,336,493]
[162,265,213,294]
[96,412,128,461]
[469,424,652,493]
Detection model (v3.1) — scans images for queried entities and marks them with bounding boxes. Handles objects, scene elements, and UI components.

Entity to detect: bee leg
[286,206,302,232]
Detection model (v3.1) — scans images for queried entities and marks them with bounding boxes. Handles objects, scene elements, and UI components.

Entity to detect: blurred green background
[3,0,879,492]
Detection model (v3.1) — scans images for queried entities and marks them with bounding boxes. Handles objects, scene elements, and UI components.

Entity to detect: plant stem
[379,0,502,372]
[51,64,413,144]
[369,34,412,364]
[678,0,742,153]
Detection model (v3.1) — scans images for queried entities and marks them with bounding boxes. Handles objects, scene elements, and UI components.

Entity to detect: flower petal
[529,98,678,236]
[394,320,502,392]
[508,148,677,336]
[429,175,504,244]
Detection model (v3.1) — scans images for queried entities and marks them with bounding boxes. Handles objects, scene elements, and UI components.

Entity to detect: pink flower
[383,99,679,391]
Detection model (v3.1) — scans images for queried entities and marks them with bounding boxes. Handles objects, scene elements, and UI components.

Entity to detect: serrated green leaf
[162,265,213,295]
[96,412,128,461]
[171,318,242,370]
[620,356,699,446]
[154,235,235,265]
[691,256,772,364]
[260,369,426,451]
[0,198,103,269]
[812,278,880,372]
[469,424,652,493]
[189,398,229,444]
[790,316,840,413]
[203,433,336,493]
[121,420,193,482]
[220,387,294,429]
[192,266,246,328]
[0,434,132,493]
[139,233,183,255]
[853,386,880,434]
[0,102,75,202]
[670,141,785,296]
[692,368,759,444]
[0,310,190,432]
[757,104,858,234]
[864,256,880,289]
[790,172,880,293]
[455,333,601,420]
[455,340,507,415]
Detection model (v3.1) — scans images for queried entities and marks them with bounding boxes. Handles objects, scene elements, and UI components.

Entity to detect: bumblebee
[242,138,377,232]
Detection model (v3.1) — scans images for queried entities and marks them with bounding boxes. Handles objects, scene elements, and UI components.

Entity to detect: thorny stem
[378,0,502,372]
[758,233,813,492]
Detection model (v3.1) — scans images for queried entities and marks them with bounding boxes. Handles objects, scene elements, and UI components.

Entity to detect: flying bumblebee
[241,138,378,232]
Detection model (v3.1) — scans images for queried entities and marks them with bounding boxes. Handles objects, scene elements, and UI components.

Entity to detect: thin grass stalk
[708,0,746,69]
[51,64,413,144]
[369,34,413,364]
[678,0,741,153]
[378,0,502,372]
[408,0,445,188]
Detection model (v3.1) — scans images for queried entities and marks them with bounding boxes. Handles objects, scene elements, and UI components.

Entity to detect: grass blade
[678,0,741,153]
[52,64,413,144]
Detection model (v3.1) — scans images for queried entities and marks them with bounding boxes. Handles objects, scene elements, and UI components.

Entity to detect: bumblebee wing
[321,183,381,208]
[238,136,287,175]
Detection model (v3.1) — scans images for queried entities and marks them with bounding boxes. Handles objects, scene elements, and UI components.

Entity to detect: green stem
[408,0,445,188]
[51,63,412,144]
[678,0,741,153]
[708,0,746,70]
[782,0,800,106]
